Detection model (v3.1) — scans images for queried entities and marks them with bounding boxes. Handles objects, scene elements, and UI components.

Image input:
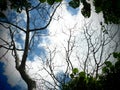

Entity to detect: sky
[0,0,120,90]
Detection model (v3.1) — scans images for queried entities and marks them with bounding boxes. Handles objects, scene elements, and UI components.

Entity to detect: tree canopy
[0,0,31,18]
[94,0,120,24]
[62,52,120,90]
[0,0,120,24]
[0,0,120,90]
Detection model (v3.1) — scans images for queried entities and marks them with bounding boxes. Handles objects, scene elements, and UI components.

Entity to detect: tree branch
[29,3,61,32]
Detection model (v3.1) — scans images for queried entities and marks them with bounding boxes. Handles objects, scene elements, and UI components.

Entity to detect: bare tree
[0,2,61,90]
[80,22,119,78]
[0,1,119,90]
[39,21,120,90]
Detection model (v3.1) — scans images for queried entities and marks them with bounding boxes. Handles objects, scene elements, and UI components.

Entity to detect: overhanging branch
[29,3,61,32]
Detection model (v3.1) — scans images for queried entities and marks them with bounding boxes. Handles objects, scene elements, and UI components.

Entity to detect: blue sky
[0,1,48,89]
[0,0,120,90]
[0,62,26,90]
[0,1,67,89]
[0,1,103,89]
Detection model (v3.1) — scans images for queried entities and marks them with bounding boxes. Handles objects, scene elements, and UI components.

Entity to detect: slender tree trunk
[18,66,36,90]
[17,7,36,90]
[17,32,37,90]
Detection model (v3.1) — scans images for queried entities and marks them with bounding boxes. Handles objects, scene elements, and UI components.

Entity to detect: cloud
[0,28,27,89]
[0,1,119,90]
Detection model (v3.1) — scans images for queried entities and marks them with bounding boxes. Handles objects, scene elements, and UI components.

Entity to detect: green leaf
[113,52,118,58]
[79,71,85,77]
[55,0,62,2]
[26,3,31,8]
[80,0,84,3]
[69,0,80,9]
[95,7,102,13]
[102,67,109,73]
[39,0,46,3]
[70,73,74,78]
[81,1,90,17]
[110,65,114,71]
[104,61,112,67]
[72,68,79,75]
[47,0,55,5]
[115,61,120,69]
[117,52,120,58]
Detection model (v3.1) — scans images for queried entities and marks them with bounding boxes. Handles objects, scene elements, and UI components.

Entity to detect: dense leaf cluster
[0,0,31,12]
[39,0,62,5]
[94,0,120,24]
[62,68,101,90]
[69,0,120,23]
[69,0,90,18]
[62,52,120,90]
[0,0,31,18]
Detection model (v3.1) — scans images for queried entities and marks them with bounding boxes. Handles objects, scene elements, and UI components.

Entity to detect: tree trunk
[18,66,36,90]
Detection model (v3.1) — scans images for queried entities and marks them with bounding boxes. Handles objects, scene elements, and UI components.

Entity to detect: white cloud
[1,1,120,90]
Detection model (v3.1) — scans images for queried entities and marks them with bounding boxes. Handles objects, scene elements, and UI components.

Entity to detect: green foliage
[55,0,62,2]
[62,52,120,90]
[69,0,80,9]
[47,0,55,5]
[68,0,90,17]
[10,0,31,12]
[1,0,119,24]
[0,0,31,13]
[81,0,90,18]
[70,68,79,78]
[99,52,120,89]
[72,68,79,74]
[79,71,85,77]
[93,0,102,13]
[0,0,63,13]
[93,0,120,24]
[40,0,62,5]
[102,66,109,74]
[62,68,101,90]
[68,0,120,23]
[113,52,120,59]
[39,0,46,3]
[104,61,112,68]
